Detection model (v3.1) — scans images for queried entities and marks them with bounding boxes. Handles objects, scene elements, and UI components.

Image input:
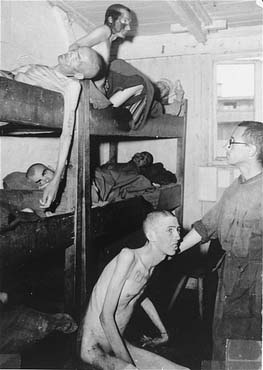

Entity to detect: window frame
[211,53,262,164]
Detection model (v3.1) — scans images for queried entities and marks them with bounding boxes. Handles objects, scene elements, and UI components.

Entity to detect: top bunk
[0,76,186,139]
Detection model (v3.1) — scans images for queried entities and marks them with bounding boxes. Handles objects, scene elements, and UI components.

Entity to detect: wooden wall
[1,1,262,227]
[119,27,262,227]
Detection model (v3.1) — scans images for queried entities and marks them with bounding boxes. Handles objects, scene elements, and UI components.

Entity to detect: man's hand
[39,178,60,208]
[140,332,169,348]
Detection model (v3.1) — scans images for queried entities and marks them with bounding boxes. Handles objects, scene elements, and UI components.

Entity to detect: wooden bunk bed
[0,76,187,318]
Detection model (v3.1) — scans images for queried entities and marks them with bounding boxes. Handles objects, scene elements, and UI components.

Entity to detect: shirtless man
[12,46,102,208]
[26,162,101,206]
[79,211,189,370]
[69,3,144,109]
[26,163,55,188]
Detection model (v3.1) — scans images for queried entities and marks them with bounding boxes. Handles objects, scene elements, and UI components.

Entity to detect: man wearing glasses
[179,121,263,366]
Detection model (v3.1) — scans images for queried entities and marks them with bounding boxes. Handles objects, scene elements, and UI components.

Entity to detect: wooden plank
[89,107,185,138]
[190,0,212,26]
[166,0,207,43]
[176,100,187,224]
[109,142,118,162]
[0,77,64,128]
[0,213,74,267]
[64,244,76,315]
[74,79,91,318]
[0,77,185,139]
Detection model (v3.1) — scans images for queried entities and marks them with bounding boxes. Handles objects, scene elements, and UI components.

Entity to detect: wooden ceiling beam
[166,0,207,43]
[189,0,212,26]
[170,19,227,34]
[48,0,95,33]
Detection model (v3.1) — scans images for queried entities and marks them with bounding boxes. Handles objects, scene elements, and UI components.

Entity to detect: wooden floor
[19,251,218,370]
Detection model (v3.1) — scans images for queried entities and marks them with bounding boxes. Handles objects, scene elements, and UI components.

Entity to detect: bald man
[11,46,102,209]
[79,211,189,370]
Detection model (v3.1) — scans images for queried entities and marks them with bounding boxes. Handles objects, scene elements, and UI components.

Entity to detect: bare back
[69,24,111,91]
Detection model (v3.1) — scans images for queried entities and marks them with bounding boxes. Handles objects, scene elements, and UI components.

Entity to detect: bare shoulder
[117,248,135,265]
[97,24,111,37]
[90,24,111,40]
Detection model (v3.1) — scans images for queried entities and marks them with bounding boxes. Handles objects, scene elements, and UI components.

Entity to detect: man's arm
[100,248,136,365]
[69,25,110,50]
[14,65,82,209]
[180,192,227,253]
[179,228,202,253]
[140,297,168,347]
[40,79,81,208]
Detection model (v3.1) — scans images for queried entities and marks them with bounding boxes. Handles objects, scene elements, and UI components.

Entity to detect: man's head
[226,121,263,167]
[26,163,54,188]
[104,4,131,39]
[143,211,181,256]
[132,151,153,168]
[57,47,102,79]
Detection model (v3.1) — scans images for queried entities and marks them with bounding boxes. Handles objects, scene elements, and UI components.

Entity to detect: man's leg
[109,85,144,107]
[80,343,139,370]
[126,342,189,370]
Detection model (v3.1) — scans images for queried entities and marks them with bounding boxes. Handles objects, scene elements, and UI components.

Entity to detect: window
[215,62,255,158]
[213,57,262,160]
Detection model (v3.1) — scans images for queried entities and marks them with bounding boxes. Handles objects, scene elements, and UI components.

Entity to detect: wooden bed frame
[0,76,187,318]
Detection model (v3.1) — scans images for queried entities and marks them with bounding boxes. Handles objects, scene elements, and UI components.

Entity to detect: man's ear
[146,229,157,242]
[248,143,257,159]
[108,16,113,25]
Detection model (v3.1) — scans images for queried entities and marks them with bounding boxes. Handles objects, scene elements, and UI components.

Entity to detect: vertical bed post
[176,100,187,225]
[109,142,118,162]
[74,79,91,318]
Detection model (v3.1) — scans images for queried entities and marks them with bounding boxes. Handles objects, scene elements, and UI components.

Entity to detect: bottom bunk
[0,196,152,309]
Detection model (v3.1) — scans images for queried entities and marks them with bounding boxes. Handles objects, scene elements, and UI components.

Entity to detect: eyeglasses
[227,137,248,148]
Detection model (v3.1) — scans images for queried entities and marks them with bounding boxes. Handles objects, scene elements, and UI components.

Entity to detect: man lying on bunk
[10,46,103,209]
[78,211,189,370]
[26,162,103,208]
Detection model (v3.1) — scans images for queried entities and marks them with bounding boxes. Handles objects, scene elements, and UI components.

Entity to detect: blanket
[0,68,111,110]
[0,305,77,353]
[94,165,154,203]
[108,59,163,130]
[3,171,38,191]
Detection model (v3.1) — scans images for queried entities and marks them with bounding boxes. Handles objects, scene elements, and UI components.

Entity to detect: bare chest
[120,265,152,305]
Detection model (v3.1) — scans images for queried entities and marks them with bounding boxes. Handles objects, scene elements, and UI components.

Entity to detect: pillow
[3,172,38,190]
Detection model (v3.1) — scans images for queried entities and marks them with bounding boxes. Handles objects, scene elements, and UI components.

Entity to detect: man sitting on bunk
[78,211,188,370]
[69,3,146,124]
[69,3,186,129]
